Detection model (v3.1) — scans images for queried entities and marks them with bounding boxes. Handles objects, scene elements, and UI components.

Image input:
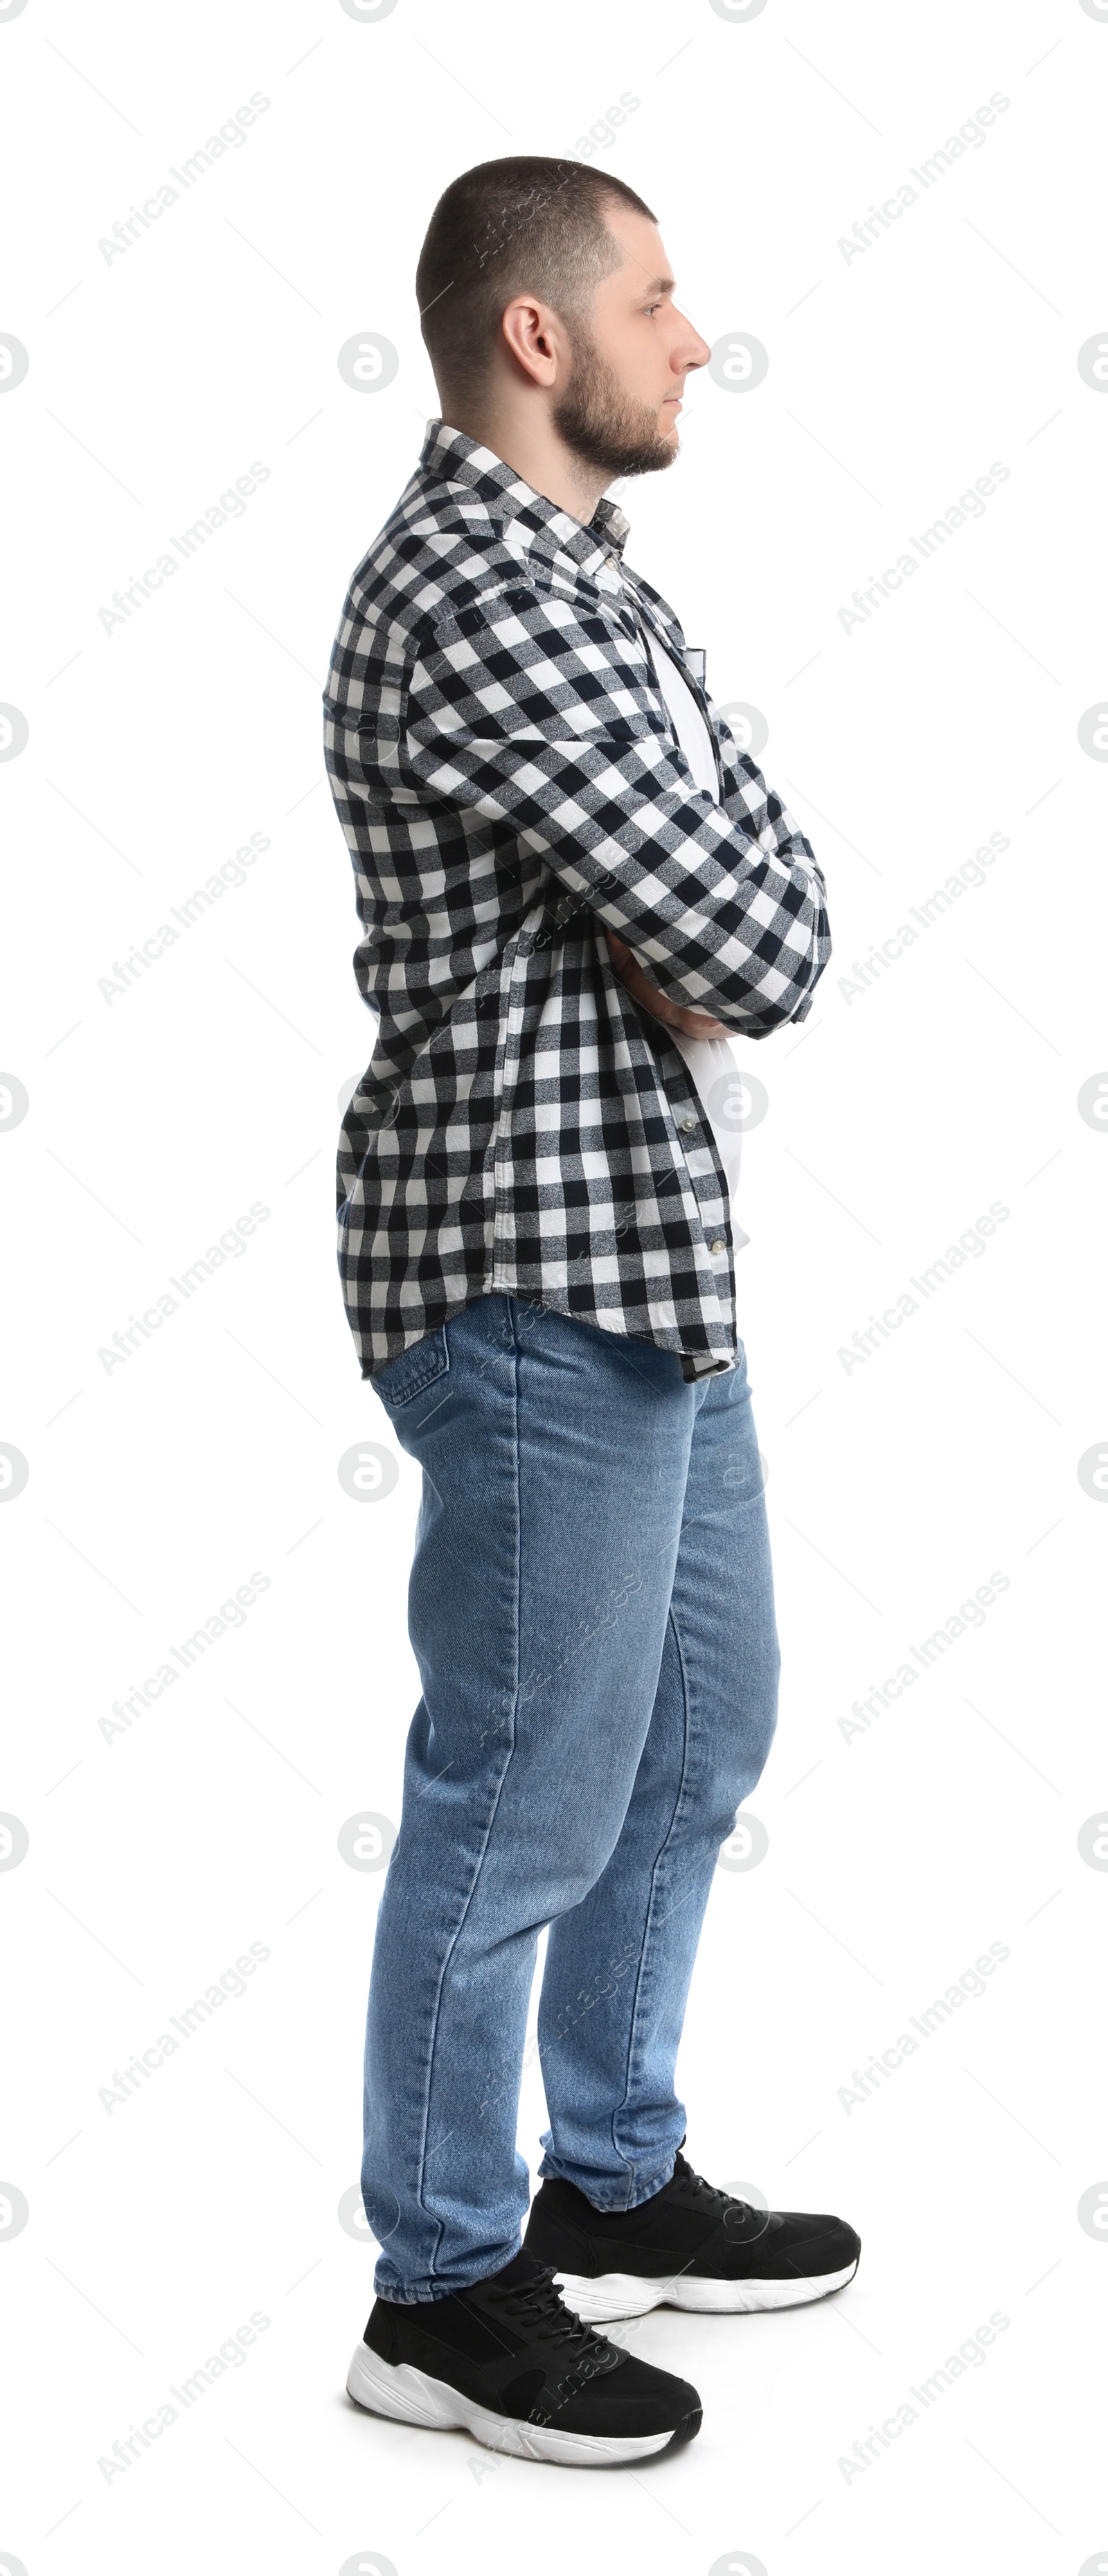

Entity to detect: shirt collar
[419,418,631,576]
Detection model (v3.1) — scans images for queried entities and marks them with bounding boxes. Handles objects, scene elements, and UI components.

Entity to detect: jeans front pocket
[372,1326,449,1409]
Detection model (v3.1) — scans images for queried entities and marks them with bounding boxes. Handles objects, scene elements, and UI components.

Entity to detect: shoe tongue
[488,2248,549,2290]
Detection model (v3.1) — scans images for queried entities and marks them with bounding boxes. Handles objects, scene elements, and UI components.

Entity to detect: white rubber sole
[346,2338,682,2467]
[555,2257,859,2322]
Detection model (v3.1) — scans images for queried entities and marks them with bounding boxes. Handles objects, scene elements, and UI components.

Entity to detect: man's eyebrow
[640,274,676,297]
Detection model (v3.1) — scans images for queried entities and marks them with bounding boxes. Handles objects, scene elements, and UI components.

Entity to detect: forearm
[328,596,830,1036]
[395,738,829,1033]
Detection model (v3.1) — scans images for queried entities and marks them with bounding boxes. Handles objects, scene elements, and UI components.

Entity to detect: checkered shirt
[324,421,830,1379]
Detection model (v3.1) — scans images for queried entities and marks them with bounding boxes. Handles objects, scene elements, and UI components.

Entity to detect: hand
[605,930,727,1040]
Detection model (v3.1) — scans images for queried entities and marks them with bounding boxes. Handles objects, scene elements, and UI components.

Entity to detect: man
[325,157,858,2469]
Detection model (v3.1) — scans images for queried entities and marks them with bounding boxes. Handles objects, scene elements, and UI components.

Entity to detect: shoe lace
[672,2151,745,2211]
[672,2152,772,2239]
[486,2266,607,2357]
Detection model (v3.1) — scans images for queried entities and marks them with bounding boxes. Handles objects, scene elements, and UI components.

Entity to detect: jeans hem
[536,2156,677,2213]
[373,2241,524,2305]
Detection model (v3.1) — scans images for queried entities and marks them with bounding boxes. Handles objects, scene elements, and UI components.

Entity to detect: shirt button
[680,1115,697,1133]
[710,1239,726,1256]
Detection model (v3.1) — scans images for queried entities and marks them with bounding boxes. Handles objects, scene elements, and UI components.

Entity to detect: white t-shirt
[639,625,750,1246]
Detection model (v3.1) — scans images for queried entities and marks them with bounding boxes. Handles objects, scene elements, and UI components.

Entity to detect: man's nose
[672,312,711,372]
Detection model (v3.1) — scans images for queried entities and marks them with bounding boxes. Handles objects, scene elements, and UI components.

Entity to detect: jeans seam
[609,1601,695,2201]
[412,1305,523,2285]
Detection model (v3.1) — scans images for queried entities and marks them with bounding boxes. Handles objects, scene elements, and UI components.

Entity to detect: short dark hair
[416,156,656,407]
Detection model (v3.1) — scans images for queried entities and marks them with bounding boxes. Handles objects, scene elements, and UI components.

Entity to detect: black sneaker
[524,2152,861,2323]
[346,2249,702,2467]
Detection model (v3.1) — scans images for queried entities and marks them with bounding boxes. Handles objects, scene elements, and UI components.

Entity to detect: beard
[552,321,677,479]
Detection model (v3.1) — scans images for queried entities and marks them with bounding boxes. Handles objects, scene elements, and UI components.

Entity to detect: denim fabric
[361,1294,779,2301]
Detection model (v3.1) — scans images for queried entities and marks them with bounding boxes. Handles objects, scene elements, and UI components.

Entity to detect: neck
[441,405,610,528]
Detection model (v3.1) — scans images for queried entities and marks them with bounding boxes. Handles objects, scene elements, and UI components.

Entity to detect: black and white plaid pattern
[324,423,830,1378]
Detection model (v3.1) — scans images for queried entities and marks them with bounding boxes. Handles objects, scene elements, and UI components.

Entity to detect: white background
[1,1,1106,2570]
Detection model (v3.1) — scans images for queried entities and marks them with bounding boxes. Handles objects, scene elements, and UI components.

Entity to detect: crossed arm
[328,589,829,1037]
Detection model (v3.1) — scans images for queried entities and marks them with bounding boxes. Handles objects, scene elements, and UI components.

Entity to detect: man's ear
[499,295,564,389]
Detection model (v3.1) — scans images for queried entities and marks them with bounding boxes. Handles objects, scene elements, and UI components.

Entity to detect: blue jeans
[362,1294,780,2302]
